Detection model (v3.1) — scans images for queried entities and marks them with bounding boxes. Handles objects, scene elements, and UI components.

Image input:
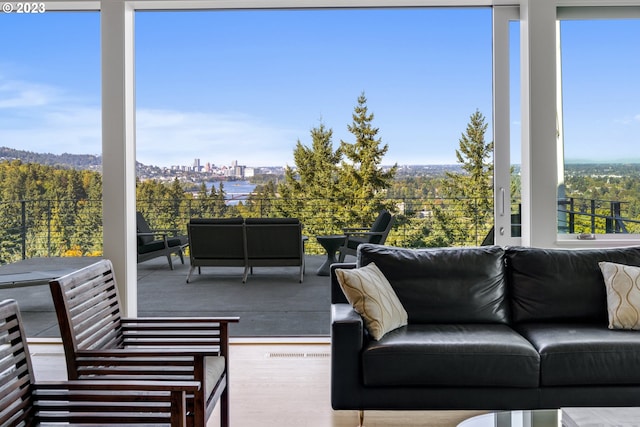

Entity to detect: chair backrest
[188,217,246,260]
[136,211,154,245]
[0,299,37,427]
[245,218,303,260]
[49,259,124,379]
[369,210,394,244]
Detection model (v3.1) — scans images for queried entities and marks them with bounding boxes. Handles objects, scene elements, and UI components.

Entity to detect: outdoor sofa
[331,243,640,426]
[187,217,305,283]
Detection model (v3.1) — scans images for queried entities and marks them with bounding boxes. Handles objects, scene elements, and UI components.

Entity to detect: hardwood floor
[29,338,485,427]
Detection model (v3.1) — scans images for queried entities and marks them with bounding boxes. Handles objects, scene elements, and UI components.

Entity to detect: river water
[206,180,257,203]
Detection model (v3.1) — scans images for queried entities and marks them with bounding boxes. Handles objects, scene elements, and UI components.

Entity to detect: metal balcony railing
[1,195,639,265]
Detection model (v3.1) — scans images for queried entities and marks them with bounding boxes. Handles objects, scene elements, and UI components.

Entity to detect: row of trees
[0,93,494,263]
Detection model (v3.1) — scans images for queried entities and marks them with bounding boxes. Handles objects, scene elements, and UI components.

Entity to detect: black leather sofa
[331,243,640,417]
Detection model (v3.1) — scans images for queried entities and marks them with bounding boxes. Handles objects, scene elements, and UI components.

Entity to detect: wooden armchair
[49,259,239,427]
[0,298,201,426]
[337,210,395,262]
[137,211,188,269]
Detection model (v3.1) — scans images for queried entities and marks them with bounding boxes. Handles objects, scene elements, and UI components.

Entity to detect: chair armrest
[137,231,169,242]
[122,317,239,324]
[35,379,201,392]
[137,231,167,236]
[344,230,386,238]
[150,228,182,236]
[342,227,370,233]
[75,348,224,358]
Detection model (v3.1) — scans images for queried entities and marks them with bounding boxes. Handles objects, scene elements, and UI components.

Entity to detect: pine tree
[246,180,277,217]
[339,92,397,226]
[275,122,343,238]
[212,182,227,217]
[438,109,494,245]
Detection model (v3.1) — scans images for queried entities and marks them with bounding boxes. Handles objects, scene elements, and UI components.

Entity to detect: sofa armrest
[330,263,356,304]
[331,303,364,345]
[331,303,366,409]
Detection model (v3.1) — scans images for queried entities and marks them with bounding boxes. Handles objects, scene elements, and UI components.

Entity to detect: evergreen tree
[437,109,494,245]
[245,180,277,217]
[339,93,397,227]
[196,182,210,216]
[212,182,227,217]
[274,122,343,239]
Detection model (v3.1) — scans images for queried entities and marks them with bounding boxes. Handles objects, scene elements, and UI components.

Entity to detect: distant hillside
[0,146,101,170]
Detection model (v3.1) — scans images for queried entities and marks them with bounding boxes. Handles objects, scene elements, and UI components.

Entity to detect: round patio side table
[316,235,346,276]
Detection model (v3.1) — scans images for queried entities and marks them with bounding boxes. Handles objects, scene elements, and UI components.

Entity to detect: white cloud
[0,75,302,166]
[0,80,58,109]
[0,75,100,155]
[1,105,301,167]
[136,109,300,167]
[614,114,640,125]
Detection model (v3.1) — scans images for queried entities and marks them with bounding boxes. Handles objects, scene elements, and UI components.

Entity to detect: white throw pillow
[599,261,640,330]
[335,262,408,340]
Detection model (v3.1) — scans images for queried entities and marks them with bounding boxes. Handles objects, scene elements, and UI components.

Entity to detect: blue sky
[0,9,638,168]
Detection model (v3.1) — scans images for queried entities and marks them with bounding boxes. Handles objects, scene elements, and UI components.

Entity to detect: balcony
[2,254,332,339]
[3,195,640,339]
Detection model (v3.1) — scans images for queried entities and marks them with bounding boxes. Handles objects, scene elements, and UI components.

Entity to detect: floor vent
[266,352,330,359]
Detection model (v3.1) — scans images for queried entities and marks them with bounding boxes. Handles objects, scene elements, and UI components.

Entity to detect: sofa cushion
[245,218,302,259]
[362,324,540,388]
[335,262,408,340]
[517,322,640,386]
[356,244,509,324]
[137,237,185,254]
[506,246,640,324]
[599,261,640,330]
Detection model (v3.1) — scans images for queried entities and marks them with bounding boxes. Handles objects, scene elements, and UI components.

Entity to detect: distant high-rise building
[193,158,201,171]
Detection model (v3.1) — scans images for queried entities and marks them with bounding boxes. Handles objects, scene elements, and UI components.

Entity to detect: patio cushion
[137,237,185,254]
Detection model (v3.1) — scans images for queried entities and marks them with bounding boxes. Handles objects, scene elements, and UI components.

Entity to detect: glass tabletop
[458,410,562,427]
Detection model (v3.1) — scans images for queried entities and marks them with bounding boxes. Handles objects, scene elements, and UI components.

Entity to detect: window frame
[32,0,640,315]
[493,5,521,246]
[555,6,640,246]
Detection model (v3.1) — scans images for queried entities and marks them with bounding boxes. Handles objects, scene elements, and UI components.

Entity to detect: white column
[493,6,520,246]
[520,0,558,248]
[101,0,137,315]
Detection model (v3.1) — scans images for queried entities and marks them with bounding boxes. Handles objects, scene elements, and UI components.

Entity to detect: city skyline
[0,9,638,167]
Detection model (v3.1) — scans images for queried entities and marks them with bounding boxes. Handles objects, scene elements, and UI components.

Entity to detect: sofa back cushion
[506,246,640,323]
[188,217,245,260]
[245,218,303,260]
[357,244,509,324]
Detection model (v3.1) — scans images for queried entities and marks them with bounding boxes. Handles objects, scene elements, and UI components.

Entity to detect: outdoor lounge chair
[0,298,201,426]
[137,211,188,269]
[337,209,394,262]
[49,259,239,427]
